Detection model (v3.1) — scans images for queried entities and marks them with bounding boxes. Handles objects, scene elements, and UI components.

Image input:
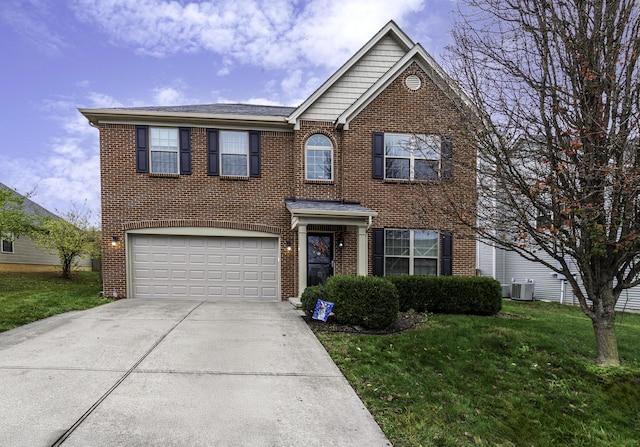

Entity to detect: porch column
[357,226,368,276]
[297,224,307,296]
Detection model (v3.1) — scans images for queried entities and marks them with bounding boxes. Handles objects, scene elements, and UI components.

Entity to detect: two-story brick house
[80,21,476,300]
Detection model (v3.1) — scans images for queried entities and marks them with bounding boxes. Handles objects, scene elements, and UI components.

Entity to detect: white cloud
[70,0,426,71]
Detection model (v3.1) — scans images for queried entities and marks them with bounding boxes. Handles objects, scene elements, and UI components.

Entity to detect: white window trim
[384,229,439,276]
[305,134,334,181]
[384,133,441,181]
[149,127,180,175]
[219,130,250,177]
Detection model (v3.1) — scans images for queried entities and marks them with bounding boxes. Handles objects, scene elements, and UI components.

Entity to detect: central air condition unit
[511,282,535,301]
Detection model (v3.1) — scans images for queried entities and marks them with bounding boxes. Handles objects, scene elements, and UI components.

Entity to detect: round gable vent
[405,74,422,91]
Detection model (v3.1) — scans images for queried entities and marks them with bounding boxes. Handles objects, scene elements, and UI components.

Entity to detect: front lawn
[316,300,640,447]
[0,271,112,332]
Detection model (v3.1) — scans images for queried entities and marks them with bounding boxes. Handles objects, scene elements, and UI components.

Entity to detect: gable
[300,35,408,122]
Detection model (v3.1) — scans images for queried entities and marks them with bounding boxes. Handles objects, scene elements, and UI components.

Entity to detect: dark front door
[307,233,333,286]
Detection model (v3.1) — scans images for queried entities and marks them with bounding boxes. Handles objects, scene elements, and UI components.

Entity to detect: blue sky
[0,0,459,224]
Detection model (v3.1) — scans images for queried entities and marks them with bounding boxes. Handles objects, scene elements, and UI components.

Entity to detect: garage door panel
[131,235,278,299]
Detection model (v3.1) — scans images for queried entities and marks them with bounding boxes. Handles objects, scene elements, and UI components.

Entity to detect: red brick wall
[99,63,476,298]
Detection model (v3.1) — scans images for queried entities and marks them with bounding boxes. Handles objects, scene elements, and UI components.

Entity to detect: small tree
[32,205,98,279]
[0,185,35,240]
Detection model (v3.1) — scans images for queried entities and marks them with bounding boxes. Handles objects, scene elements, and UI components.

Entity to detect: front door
[307,233,333,286]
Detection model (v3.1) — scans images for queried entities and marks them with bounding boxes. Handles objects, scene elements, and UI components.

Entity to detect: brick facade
[98,63,476,299]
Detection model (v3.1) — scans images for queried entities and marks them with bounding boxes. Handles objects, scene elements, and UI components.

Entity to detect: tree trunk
[591,289,620,367]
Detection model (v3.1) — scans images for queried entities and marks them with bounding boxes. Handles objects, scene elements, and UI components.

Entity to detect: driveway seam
[50,300,205,447]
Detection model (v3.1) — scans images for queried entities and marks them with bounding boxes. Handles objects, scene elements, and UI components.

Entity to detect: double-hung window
[385,133,440,180]
[384,229,439,276]
[1,234,14,253]
[305,134,333,180]
[220,131,249,176]
[150,128,179,174]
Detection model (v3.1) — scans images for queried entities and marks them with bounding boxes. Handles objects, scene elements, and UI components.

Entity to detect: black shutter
[372,132,385,179]
[207,129,219,176]
[135,125,149,173]
[249,131,261,177]
[372,228,385,276]
[179,127,192,175]
[441,135,453,180]
[441,231,453,276]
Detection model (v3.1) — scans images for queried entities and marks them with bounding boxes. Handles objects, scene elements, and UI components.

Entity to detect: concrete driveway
[0,299,391,446]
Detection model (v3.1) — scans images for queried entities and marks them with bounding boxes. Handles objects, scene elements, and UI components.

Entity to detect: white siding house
[0,182,92,272]
[477,239,640,312]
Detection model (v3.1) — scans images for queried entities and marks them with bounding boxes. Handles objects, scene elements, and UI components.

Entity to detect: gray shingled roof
[285,199,377,216]
[0,182,58,219]
[115,103,297,117]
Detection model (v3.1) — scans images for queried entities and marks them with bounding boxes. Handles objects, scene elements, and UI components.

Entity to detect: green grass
[0,271,112,331]
[316,301,640,447]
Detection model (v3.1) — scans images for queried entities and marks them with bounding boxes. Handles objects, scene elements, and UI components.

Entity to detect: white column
[297,224,307,296]
[357,226,368,276]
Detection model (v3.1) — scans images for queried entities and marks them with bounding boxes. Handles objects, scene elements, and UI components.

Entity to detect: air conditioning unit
[511,282,535,301]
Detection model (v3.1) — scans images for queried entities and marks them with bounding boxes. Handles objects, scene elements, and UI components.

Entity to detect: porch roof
[285,199,377,229]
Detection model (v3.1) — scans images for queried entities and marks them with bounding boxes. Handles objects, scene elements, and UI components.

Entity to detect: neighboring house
[477,238,640,313]
[0,182,91,272]
[80,21,477,300]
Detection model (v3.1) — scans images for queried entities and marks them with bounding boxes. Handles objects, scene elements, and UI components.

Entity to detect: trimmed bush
[325,275,399,330]
[301,284,328,318]
[388,275,502,315]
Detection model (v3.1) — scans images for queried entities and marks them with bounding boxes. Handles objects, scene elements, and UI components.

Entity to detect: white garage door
[130,235,279,300]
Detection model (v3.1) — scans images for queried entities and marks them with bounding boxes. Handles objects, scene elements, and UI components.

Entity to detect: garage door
[130,235,278,299]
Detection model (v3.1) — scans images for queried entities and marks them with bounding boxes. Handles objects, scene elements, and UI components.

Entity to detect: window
[385,133,440,180]
[384,229,439,276]
[220,131,249,176]
[150,128,179,174]
[305,134,333,180]
[1,234,14,253]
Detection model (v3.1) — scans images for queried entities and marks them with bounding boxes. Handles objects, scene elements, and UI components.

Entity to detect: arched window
[305,134,333,180]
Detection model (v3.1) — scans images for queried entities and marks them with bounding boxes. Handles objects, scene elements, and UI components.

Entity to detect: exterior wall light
[111,236,119,247]
[286,240,292,252]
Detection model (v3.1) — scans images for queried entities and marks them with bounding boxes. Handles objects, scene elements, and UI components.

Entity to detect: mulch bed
[304,311,426,335]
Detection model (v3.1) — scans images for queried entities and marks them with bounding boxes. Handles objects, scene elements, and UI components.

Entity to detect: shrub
[325,275,399,330]
[300,284,329,318]
[387,275,502,315]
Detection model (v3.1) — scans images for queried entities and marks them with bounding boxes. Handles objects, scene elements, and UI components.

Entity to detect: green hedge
[301,275,399,330]
[387,275,502,315]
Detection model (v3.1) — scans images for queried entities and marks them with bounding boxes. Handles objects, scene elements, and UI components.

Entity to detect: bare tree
[444,0,640,366]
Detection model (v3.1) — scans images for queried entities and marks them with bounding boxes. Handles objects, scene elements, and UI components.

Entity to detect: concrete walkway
[0,299,391,446]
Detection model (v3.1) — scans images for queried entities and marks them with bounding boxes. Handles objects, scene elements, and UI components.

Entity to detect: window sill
[220,175,250,181]
[149,172,180,178]
[383,178,440,184]
[304,179,334,185]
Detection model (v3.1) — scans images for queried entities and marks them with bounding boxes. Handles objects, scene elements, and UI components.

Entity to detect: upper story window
[372,132,453,181]
[384,229,439,276]
[136,125,191,175]
[305,134,333,181]
[220,131,249,177]
[385,133,440,180]
[150,128,179,174]
[206,129,261,178]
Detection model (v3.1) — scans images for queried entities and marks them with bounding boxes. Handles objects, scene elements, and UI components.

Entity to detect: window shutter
[441,231,453,276]
[207,129,219,176]
[179,127,192,175]
[249,131,261,177]
[441,135,453,180]
[372,228,385,276]
[372,132,385,179]
[135,125,149,173]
